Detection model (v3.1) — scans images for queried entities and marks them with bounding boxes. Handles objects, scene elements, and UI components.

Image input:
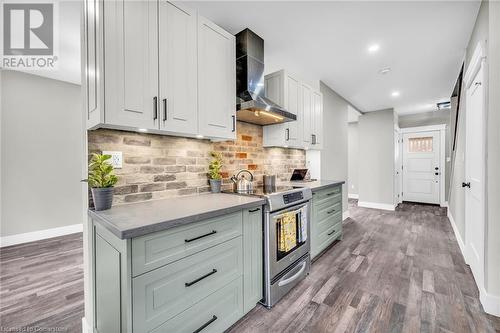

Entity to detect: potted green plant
[88,153,118,210]
[208,151,223,193]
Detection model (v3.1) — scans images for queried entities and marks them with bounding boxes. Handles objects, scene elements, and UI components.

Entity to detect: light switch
[103,151,123,169]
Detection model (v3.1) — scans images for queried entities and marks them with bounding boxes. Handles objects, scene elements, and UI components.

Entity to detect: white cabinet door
[158,1,198,135]
[104,0,159,130]
[83,0,103,129]
[197,15,236,139]
[284,74,301,147]
[311,91,323,149]
[300,83,313,147]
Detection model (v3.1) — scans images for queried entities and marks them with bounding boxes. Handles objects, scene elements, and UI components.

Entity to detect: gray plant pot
[91,187,114,211]
[209,179,222,193]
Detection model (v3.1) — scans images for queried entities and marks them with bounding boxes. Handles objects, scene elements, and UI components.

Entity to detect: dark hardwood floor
[0,233,83,333]
[1,202,499,332]
[229,200,500,332]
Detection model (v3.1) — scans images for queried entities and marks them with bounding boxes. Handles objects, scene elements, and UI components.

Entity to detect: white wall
[347,123,359,197]
[1,70,83,240]
[319,81,348,214]
[358,109,396,208]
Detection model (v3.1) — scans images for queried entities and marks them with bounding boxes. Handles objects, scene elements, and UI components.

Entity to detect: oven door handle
[278,261,307,287]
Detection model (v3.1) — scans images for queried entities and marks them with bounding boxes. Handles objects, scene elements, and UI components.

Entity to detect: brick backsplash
[88,121,306,205]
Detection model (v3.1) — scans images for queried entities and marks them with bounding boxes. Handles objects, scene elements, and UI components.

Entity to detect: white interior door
[465,65,485,285]
[403,131,440,204]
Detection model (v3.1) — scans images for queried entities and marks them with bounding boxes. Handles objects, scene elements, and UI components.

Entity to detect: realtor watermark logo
[1,2,58,70]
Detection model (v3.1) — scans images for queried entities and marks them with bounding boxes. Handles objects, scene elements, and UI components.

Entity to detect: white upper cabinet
[84,0,236,140]
[300,83,313,147]
[311,91,323,149]
[263,70,301,147]
[197,15,236,140]
[104,0,159,130]
[158,1,197,135]
[263,70,323,150]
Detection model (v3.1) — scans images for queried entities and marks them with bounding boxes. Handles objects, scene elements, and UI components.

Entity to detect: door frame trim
[401,124,447,207]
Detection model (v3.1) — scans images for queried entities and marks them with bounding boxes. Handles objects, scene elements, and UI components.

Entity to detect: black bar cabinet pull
[327,230,336,236]
[185,230,217,243]
[327,209,336,214]
[185,269,217,287]
[462,182,471,188]
[193,315,218,333]
[232,115,236,132]
[249,208,260,212]
[153,96,158,120]
[163,98,167,121]
[286,128,290,141]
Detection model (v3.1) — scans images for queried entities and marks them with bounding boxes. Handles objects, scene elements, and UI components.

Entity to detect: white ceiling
[187,1,480,115]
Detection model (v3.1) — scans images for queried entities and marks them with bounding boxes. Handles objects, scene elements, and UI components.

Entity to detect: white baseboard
[0,223,83,247]
[342,210,350,221]
[82,317,92,333]
[480,287,500,317]
[357,201,396,211]
[348,193,359,199]
[447,209,465,256]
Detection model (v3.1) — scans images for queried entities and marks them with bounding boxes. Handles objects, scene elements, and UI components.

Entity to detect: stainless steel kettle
[231,169,254,193]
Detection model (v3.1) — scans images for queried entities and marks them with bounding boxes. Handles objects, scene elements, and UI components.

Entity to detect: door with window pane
[402,131,440,204]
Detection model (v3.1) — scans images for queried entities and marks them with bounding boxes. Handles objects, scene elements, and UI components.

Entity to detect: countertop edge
[309,181,345,191]
[88,198,266,240]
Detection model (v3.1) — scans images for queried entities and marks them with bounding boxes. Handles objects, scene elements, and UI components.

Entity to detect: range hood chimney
[236,29,296,125]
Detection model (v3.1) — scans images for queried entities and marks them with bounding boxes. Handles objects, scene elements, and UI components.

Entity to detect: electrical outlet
[102,151,123,169]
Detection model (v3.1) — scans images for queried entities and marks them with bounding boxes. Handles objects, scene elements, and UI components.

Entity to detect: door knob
[462,182,471,188]
[435,172,439,176]
[435,167,439,170]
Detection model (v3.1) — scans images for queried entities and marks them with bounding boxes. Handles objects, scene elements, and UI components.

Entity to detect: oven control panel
[283,192,304,204]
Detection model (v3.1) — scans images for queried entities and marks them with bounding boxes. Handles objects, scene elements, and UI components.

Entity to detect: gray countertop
[89,193,266,239]
[279,179,345,191]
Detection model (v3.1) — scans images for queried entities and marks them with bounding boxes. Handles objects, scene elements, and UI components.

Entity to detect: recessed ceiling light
[196,134,204,139]
[391,91,400,97]
[368,44,380,53]
[379,67,391,75]
[137,128,148,133]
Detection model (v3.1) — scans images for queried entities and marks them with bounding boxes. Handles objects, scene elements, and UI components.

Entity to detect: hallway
[229,201,500,332]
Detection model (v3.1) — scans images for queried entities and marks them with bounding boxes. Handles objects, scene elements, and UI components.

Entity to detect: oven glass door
[274,205,307,260]
[269,202,310,278]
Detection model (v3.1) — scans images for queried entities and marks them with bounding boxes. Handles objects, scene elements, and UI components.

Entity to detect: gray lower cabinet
[311,185,343,260]
[90,207,263,333]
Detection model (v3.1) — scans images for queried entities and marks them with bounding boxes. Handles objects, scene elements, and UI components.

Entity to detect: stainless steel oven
[263,190,312,307]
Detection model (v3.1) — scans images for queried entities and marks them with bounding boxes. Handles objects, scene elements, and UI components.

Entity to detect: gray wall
[319,81,348,214]
[399,110,451,201]
[1,71,83,237]
[398,110,451,128]
[358,109,395,206]
[347,123,359,196]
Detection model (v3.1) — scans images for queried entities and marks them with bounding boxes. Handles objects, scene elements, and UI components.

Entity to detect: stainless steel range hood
[236,29,296,125]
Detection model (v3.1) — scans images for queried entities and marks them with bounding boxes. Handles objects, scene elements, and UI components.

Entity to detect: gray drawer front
[132,211,242,276]
[313,186,342,207]
[150,277,243,333]
[314,221,342,257]
[316,208,342,235]
[133,237,243,332]
[315,201,342,224]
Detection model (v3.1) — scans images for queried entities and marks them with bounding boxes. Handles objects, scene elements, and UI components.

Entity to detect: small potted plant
[208,151,223,193]
[88,153,118,210]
